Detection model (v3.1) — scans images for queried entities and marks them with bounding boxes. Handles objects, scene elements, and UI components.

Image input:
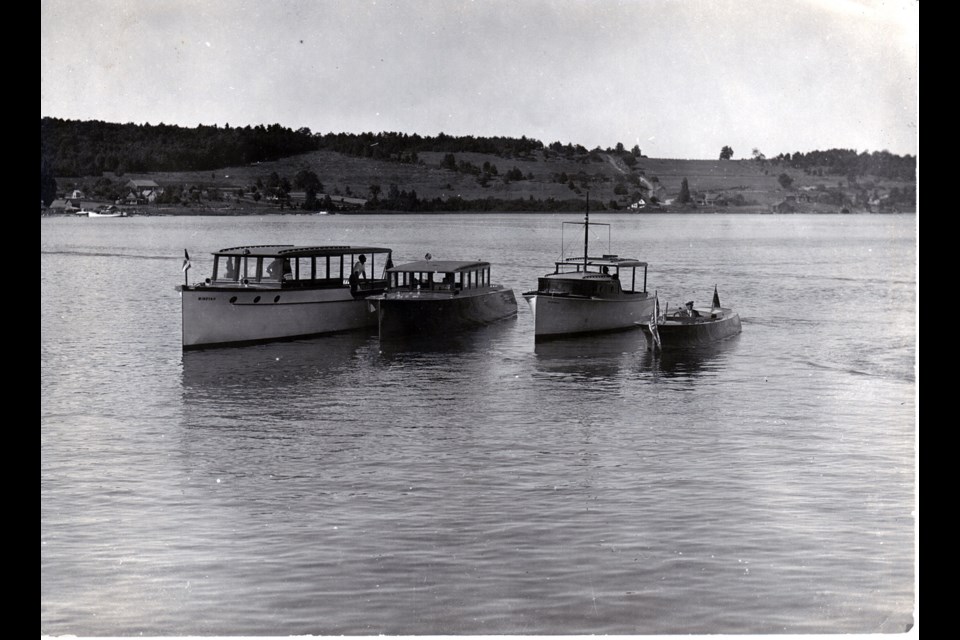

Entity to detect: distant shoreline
[42,205,914,217]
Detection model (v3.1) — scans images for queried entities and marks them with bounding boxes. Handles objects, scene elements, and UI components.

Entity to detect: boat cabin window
[218,256,241,282]
[211,250,389,286]
[460,268,487,290]
[298,255,347,282]
[390,265,490,291]
[214,255,261,282]
[312,255,346,282]
[392,271,439,290]
[395,271,433,289]
[265,258,293,281]
[262,255,348,284]
[292,256,314,281]
[245,256,261,281]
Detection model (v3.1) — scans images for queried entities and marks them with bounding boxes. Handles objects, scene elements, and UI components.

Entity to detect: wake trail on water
[42,249,176,261]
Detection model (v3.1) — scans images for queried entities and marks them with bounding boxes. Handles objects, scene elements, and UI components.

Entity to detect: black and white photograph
[41,0,918,637]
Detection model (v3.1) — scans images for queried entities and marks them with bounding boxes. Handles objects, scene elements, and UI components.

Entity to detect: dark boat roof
[558,255,647,268]
[389,260,489,273]
[214,245,392,257]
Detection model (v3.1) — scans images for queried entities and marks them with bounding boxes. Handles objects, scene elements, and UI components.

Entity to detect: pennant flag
[182,249,192,273]
[712,285,721,310]
[648,293,662,350]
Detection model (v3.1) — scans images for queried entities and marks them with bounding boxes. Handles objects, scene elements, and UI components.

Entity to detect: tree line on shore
[760,148,914,182]
[42,117,915,179]
[40,118,552,177]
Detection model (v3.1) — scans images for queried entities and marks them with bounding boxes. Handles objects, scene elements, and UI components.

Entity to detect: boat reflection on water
[646,333,743,379]
[533,330,652,381]
[375,316,518,359]
[533,330,742,382]
[180,331,374,397]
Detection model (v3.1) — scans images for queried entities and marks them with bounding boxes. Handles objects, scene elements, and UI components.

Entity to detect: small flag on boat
[712,285,721,310]
[182,249,192,272]
[648,292,662,350]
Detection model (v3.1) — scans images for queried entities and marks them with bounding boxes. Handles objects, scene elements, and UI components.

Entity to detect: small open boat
[639,287,741,349]
[371,257,517,339]
[87,206,127,218]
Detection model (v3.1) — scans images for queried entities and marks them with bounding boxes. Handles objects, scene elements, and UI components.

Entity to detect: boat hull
[376,287,518,338]
[524,292,655,338]
[181,285,379,349]
[640,311,742,348]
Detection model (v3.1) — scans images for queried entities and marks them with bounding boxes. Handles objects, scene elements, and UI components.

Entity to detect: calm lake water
[40,213,917,636]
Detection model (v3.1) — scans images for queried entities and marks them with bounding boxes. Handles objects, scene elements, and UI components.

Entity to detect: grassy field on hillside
[56,150,916,215]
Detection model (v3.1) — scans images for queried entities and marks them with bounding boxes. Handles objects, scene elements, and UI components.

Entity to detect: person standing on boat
[350,254,367,295]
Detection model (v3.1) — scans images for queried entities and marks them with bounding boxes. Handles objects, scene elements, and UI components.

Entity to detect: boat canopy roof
[214,245,392,258]
[558,255,647,268]
[389,260,489,273]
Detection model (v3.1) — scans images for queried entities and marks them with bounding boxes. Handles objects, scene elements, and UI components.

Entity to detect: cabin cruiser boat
[523,206,655,338]
[371,258,517,339]
[179,244,392,349]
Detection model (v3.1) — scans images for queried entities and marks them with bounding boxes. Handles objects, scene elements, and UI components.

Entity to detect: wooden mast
[583,191,589,269]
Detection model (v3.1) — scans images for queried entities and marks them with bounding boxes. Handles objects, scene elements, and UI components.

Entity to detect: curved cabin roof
[389,260,489,273]
[214,245,392,258]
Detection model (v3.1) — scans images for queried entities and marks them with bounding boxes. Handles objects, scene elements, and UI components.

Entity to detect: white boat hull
[181,286,377,349]
[524,293,655,337]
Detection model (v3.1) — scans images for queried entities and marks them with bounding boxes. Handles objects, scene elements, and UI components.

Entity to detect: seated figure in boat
[683,301,701,318]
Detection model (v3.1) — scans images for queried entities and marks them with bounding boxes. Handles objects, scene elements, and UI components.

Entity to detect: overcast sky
[40,0,918,160]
